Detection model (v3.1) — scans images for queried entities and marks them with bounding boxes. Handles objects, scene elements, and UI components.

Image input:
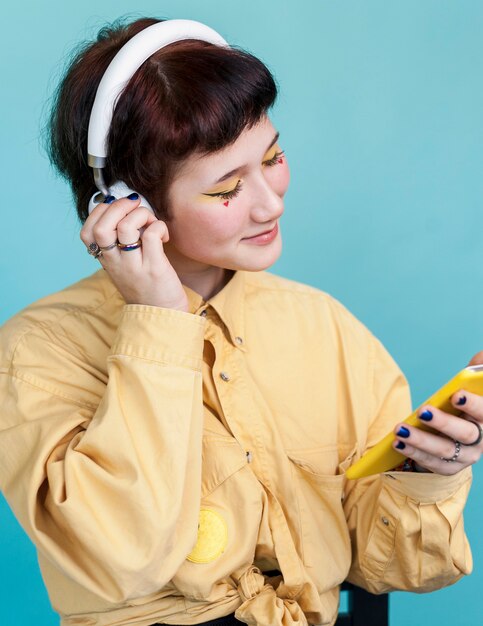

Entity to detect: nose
[249,176,285,224]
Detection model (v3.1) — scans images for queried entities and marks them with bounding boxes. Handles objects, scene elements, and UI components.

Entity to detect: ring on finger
[87,242,102,259]
[440,440,461,463]
[98,240,118,251]
[462,420,483,447]
[118,238,142,251]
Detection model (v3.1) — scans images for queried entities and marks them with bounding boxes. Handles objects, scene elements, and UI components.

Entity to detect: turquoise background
[1,0,482,624]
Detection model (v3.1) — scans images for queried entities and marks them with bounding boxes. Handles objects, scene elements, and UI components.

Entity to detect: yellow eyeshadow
[200,146,282,200]
[199,194,224,204]
[264,145,280,161]
[202,177,239,196]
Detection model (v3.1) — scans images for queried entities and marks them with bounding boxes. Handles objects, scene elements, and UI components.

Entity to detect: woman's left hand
[392,352,483,475]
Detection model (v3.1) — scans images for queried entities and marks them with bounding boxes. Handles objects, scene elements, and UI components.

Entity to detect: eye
[203,180,243,201]
[263,150,285,167]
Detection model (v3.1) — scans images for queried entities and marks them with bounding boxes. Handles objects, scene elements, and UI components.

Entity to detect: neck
[165,247,233,300]
[182,266,234,301]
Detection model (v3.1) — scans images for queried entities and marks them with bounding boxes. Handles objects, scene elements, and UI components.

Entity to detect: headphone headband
[87,19,228,179]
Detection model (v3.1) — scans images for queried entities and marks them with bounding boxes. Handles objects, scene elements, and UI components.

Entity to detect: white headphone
[87,19,228,214]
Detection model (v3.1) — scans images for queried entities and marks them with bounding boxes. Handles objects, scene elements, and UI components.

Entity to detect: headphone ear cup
[87,191,105,214]
[87,180,155,214]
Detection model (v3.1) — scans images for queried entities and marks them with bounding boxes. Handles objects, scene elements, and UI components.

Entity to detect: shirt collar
[183,271,247,350]
[183,284,204,315]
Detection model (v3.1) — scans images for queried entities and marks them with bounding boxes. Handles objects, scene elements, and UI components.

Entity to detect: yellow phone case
[345,364,483,479]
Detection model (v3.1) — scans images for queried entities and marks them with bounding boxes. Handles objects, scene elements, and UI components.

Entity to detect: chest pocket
[286,446,351,591]
[200,404,249,497]
[201,432,248,498]
[172,430,263,602]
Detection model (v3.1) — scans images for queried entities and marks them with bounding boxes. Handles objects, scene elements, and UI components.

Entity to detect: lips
[241,222,279,245]
[244,224,277,239]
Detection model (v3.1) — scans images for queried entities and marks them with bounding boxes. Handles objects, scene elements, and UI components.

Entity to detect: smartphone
[345,364,483,479]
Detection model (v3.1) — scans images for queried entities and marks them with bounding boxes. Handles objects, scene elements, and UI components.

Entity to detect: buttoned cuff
[110,304,206,370]
[382,466,472,503]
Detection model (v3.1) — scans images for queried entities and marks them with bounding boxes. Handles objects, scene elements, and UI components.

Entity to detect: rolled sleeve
[346,332,473,594]
[111,304,206,368]
[0,304,207,603]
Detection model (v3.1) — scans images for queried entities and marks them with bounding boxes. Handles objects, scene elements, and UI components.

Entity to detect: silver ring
[462,420,483,447]
[98,240,118,251]
[118,238,142,251]
[87,242,102,259]
[440,440,461,463]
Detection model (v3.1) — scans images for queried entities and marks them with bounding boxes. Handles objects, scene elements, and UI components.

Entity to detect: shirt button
[381,517,390,526]
[235,336,243,345]
[220,371,230,382]
[200,310,207,317]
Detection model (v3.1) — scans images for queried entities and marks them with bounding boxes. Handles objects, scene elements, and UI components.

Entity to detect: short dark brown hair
[46,17,278,222]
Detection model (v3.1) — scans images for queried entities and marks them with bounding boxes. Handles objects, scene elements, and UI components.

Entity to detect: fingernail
[127,192,139,201]
[419,410,433,421]
[456,396,467,406]
[395,441,406,450]
[104,195,115,204]
[397,426,410,438]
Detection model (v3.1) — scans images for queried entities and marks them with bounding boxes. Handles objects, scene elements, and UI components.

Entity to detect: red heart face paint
[223,200,229,206]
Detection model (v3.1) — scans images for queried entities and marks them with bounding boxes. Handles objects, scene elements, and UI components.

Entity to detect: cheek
[173,206,245,248]
[199,211,243,242]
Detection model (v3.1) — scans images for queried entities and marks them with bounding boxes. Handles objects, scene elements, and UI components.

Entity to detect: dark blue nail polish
[396,441,406,450]
[104,195,115,204]
[457,396,467,406]
[127,192,139,201]
[397,426,410,438]
[419,410,433,421]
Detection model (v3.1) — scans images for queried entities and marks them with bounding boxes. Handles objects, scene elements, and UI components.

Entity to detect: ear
[87,181,155,214]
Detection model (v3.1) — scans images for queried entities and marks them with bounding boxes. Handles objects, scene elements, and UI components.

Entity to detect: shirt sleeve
[0,304,206,603]
[344,334,473,594]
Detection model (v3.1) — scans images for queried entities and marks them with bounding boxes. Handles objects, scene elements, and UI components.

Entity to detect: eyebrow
[211,131,280,186]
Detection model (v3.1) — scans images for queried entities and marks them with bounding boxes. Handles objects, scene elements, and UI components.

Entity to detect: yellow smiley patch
[186,508,228,564]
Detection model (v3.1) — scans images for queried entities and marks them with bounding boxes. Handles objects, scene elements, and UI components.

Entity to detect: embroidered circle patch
[186,508,228,563]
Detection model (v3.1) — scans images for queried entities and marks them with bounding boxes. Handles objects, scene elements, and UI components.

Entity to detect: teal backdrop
[1,1,482,624]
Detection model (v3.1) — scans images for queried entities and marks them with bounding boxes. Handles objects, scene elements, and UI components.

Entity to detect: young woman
[0,16,481,626]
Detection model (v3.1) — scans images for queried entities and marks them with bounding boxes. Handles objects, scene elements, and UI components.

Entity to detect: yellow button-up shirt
[0,269,472,626]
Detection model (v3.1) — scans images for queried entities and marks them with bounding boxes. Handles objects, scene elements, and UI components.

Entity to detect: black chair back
[335,582,389,626]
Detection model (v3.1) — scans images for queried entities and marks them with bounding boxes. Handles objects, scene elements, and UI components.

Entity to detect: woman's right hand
[80,195,189,311]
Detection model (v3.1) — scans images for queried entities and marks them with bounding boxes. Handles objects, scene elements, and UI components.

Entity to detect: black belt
[153,614,244,626]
